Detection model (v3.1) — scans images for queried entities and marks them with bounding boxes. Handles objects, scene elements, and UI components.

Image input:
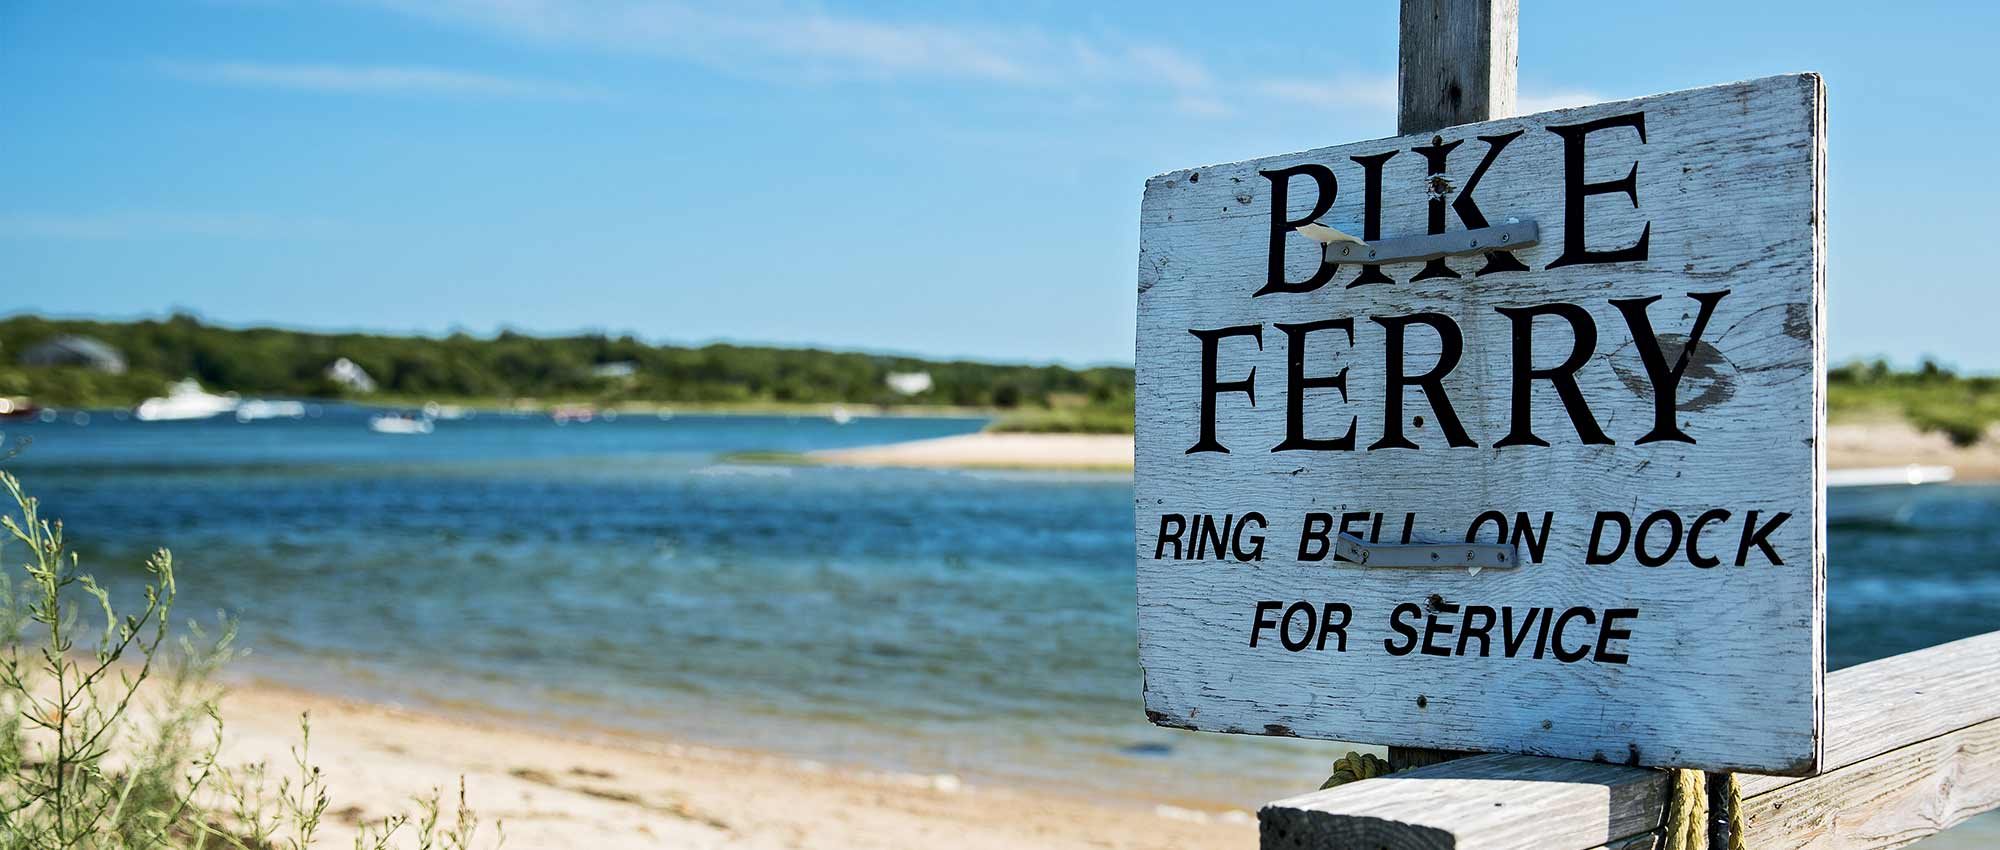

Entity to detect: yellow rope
[1661,769,1708,850]
[1317,751,1392,789]
[1715,773,1747,850]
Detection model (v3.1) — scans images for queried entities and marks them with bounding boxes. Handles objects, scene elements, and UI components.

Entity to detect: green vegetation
[1830,359,2000,447]
[984,403,1135,435]
[15,315,1997,444]
[0,314,1134,417]
[0,465,499,848]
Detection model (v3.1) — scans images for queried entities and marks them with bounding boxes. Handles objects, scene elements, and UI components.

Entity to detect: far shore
[801,420,2000,480]
[211,677,1252,850]
[810,432,1134,471]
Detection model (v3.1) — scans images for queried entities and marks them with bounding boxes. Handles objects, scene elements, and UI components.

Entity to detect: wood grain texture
[1136,74,1827,774]
[1386,0,1517,780]
[1398,0,1518,133]
[1737,716,2000,849]
[1588,834,1660,850]
[1259,752,1667,850]
[1739,630,2000,797]
[1256,630,2000,850]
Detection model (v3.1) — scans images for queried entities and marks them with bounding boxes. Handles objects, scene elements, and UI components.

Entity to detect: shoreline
[799,420,2000,479]
[211,675,1253,849]
[808,432,1135,471]
[28,397,1004,420]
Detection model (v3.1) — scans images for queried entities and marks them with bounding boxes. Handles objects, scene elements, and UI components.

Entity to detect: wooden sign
[1135,74,1826,775]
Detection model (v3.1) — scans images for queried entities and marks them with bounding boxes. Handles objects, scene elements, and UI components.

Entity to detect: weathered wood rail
[1260,630,2000,849]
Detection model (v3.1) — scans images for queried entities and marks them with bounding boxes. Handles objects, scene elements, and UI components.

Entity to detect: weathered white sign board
[1135,74,1825,775]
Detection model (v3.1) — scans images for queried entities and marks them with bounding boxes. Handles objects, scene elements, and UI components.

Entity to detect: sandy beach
[210,679,1254,849]
[1826,420,2000,480]
[808,420,2000,479]
[812,432,1136,471]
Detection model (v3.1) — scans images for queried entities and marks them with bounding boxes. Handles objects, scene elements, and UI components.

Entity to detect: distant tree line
[1830,357,2000,446]
[0,314,1137,415]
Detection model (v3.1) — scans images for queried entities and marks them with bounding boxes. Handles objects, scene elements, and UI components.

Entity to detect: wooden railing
[1259,630,2000,850]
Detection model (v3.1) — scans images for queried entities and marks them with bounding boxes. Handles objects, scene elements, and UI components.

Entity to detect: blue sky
[2,1,1994,368]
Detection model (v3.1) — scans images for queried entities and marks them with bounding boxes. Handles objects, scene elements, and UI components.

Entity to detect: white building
[885,371,933,396]
[325,357,377,393]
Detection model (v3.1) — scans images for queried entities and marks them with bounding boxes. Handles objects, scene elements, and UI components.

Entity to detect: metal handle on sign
[1333,532,1517,575]
[1317,218,1539,267]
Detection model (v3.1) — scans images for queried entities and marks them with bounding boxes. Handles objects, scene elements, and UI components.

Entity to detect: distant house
[590,361,638,380]
[885,371,933,396]
[18,335,126,374]
[324,357,378,393]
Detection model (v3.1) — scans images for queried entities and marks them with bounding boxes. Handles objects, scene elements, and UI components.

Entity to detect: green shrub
[0,468,500,849]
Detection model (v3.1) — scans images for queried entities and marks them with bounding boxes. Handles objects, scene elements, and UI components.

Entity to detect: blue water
[3,410,1999,821]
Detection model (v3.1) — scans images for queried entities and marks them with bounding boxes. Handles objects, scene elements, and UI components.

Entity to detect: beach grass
[0,468,500,849]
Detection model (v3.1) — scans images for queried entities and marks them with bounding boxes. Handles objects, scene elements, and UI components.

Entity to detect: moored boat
[236,399,308,422]
[551,404,595,424]
[0,397,41,421]
[135,379,238,422]
[368,413,434,435]
[1827,465,1953,526]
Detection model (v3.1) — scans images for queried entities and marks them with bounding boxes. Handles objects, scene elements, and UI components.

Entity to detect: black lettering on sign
[1420,600,1460,657]
[1687,509,1731,568]
[1389,604,1640,663]
[1299,512,1335,561]
[1611,290,1732,444]
[1346,151,1397,288]
[1192,513,1225,560]
[1493,303,1612,447]
[1186,324,1262,454]
[1634,510,1684,567]
[1596,608,1638,665]
[1233,512,1268,561]
[1154,514,1186,559]
[1587,511,1632,565]
[1250,601,1282,647]
[1512,511,1553,563]
[1501,606,1541,657]
[1737,511,1791,565]
[1258,165,1338,296]
[1384,602,1422,656]
[1467,510,1507,544]
[1552,607,1596,663]
[1546,111,1650,269]
[1410,137,1465,282]
[1457,605,1496,657]
[1274,318,1358,452]
[1280,602,1317,651]
[1337,511,1372,544]
[1318,603,1352,651]
[1456,131,1532,276]
[1252,601,1353,652]
[1370,313,1475,450]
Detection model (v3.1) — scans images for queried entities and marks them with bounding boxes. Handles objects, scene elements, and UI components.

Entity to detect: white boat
[422,402,470,420]
[368,413,434,435]
[1826,465,1953,526]
[235,399,307,422]
[135,379,238,422]
[830,405,854,425]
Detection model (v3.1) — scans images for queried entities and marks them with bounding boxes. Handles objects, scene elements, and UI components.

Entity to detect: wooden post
[1397,0,1518,134]
[1387,0,1517,774]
